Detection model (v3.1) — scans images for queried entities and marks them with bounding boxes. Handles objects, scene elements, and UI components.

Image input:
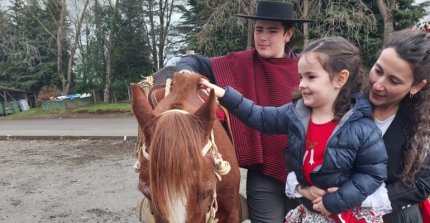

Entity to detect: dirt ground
[0,139,247,223]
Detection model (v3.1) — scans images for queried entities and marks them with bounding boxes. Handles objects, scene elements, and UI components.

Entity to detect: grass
[73,103,131,114]
[0,102,132,120]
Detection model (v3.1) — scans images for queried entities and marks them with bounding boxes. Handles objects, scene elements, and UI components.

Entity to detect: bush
[37,85,61,102]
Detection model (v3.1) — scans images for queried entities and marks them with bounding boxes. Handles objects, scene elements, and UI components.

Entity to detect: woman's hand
[311,187,338,216]
[200,78,226,98]
[312,197,332,216]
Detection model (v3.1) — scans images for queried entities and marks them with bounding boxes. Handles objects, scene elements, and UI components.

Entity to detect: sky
[0,0,428,19]
[0,0,10,10]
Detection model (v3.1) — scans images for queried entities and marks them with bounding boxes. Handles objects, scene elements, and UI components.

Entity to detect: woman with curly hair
[368,29,430,222]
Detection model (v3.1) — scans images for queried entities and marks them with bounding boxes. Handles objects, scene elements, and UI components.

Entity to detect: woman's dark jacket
[220,87,388,214]
[382,103,430,223]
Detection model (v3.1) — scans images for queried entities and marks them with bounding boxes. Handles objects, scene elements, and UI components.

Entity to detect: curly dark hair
[384,30,430,184]
[294,36,365,120]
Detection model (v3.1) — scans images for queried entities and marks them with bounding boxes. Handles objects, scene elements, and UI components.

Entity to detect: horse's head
[131,72,220,223]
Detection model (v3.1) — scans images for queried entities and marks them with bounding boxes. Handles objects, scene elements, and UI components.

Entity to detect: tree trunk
[377,0,395,44]
[103,0,119,103]
[57,0,67,95]
[245,0,257,49]
[147,0,158,70]
[103,36,112,103]
[302,0,310,46]
[246,20,253,49]
[66,0,90,95]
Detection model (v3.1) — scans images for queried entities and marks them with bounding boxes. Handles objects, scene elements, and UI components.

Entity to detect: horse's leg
[213,123,241,223]
[216,167,241,223]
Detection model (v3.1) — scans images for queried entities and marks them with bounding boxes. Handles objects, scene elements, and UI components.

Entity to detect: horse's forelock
[169,73,201,109]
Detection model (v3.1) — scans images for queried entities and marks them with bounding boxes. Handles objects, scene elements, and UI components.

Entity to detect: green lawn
[0,103,132,120]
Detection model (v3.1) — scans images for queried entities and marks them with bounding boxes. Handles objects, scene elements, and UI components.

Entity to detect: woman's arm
[286,171,327,200]
[386,157,430,211]
[322,127,388,214]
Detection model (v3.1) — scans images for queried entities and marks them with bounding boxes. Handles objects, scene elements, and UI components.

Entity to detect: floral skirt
[285,204,383,223]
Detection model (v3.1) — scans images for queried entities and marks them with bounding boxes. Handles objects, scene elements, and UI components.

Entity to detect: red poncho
[211,49,299,182]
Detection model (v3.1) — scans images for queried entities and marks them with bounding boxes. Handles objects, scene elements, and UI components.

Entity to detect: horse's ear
[131,83,156,141]
[194,89,217,134]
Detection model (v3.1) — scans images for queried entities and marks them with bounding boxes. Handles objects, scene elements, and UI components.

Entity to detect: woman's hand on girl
[200,78,226,98]
[312,197,332,216]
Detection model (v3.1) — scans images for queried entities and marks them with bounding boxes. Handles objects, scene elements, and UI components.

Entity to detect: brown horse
[131,72,241,223]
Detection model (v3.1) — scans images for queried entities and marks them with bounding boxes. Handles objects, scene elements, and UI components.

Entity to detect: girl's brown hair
[295,36,365,120]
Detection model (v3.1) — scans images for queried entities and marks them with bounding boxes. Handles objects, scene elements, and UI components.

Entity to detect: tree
[0,0,59,94]
[395,0,430,29]
[102,0,118,102]
[178,0,255,57]
[143,0,187,69]
[111,0,152,101]
[26,0,90,96]
[377,0,395,43]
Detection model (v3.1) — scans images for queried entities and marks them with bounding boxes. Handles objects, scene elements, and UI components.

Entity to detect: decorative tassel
[214,154,231,176]
[133,159,141,172]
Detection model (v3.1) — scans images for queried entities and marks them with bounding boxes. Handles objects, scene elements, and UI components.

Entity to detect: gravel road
[0,139,247,223]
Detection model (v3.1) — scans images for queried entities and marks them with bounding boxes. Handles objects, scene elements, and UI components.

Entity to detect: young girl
[201,36,388,222]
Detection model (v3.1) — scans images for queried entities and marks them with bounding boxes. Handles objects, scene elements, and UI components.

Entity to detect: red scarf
[211,49,299,182]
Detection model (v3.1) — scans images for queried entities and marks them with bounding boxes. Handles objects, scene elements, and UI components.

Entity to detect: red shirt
[302,118,338,185]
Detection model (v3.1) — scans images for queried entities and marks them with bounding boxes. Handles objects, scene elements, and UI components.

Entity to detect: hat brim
[235,14,313,23]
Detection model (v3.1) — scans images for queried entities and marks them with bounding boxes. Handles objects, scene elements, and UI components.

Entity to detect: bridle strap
[160,109,189,115]
[164,78,172,97]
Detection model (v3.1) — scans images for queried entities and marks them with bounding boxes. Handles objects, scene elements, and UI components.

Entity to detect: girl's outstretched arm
[200,78,292,134]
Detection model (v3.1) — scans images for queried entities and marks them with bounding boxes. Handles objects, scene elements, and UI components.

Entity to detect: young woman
[201,36,388,222]
[368,29,430,223]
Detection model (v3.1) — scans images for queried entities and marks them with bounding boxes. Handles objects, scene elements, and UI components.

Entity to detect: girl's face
[253,20,293,58]
[368,48,415,110]
[298,53,342,111]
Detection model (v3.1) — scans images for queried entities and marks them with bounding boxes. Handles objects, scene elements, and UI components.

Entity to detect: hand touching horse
[131,72,241,223]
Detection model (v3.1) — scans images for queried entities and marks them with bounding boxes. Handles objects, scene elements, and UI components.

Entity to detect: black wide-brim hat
[236,1,312,23]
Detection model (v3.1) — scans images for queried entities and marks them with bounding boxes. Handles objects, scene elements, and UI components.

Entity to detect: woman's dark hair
[295,36,365,120]
[384,29,430,184]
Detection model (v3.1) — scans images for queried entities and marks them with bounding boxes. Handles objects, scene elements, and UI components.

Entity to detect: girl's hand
[200,78,226,98]
[327,187,338,193]
[297,185,326,201]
